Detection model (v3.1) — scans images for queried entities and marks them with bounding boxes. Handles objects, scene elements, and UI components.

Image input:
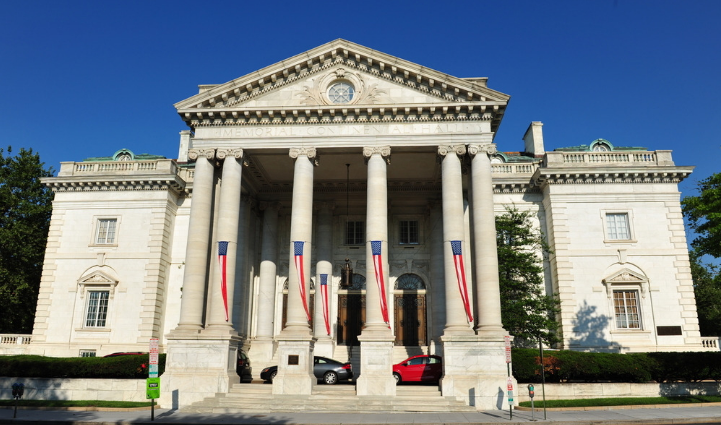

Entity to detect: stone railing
[0,334,31,345]
[544,150,674,167]
[701,337,720,351]
[57,159,179,177]
[491,163,538,175]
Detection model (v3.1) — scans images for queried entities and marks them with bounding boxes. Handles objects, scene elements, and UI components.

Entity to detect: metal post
[151,399,154,421]
[539,337,547,420]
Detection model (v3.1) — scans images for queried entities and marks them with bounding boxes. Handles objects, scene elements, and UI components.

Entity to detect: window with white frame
[613,290,641,329]
[95,218,117,244]
[345,221,365,245]
[399,220,419,244]
[605,213,631,241]
[85,290,109,327]
[79,350,97,357]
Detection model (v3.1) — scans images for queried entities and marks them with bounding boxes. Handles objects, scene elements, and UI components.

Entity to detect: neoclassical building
[22,40,707,409]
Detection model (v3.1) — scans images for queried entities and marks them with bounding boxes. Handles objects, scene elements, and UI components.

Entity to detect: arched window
[394,273,426,290]
[343,274,366,290]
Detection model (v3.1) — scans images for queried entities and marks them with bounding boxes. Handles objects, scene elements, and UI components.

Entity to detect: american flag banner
[371,240,390,324]
[320,273,330,335]
[293,241,312,322]
[451,240,474,323]
[217,241,230,321]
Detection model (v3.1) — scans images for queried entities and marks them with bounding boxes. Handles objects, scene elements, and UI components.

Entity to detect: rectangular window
[79,350,97,357]
[606,213,630,240]
[613,290,640,329]
[85,290,109,327]
[399,220,419,244]
[96,219,117,244]
[345,221,365,245]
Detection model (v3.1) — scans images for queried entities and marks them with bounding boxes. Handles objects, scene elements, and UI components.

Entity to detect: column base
[247,337,276,374]
[355,332,396,396]
[440,335,515,410]
[272,337,315,395]
[159,334,242,409]
[313,336,334,359]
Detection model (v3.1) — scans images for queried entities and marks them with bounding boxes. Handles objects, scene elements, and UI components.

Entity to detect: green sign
[146,377,160,399]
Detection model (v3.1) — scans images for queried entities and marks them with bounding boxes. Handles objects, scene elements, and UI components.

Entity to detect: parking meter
[12,383,24,399]
[527,384,535,398]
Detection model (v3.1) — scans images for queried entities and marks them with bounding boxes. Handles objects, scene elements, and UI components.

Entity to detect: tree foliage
[496,207,560,347]
[0,146,54,333]
[689,251,721,337]
[682,173,721,259]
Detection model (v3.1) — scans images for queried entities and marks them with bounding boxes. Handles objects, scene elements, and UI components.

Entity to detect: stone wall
[515,382,721,403]
[0,378,146,402]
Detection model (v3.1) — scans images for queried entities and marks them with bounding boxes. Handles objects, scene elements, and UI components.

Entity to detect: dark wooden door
[394,294,427,346]
[337,294,365,345]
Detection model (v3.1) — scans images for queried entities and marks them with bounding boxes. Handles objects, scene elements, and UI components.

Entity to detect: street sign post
[147,338,160,421]
[507,377,514,419]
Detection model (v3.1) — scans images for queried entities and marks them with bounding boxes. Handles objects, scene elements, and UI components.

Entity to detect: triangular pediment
[174,39,509,130]
[603,268,647,284]
[77,266,119,288]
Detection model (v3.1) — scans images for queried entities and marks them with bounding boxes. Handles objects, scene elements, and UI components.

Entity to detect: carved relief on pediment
[77,267,120,298]
[298,68,387,106]
[601,267,649,298]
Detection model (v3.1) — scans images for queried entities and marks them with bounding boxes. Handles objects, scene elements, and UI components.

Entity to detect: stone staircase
[184,382,475,413]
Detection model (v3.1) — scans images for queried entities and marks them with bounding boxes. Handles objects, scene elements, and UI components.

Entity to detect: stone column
[174,148,216,332]
[438,145,474,335]
[429,202,445,354]
[273,147,316,395]
[207,148,244,333]
[357,146,396,397]
[468,144,505,337]
[249,202,280,369]
[314,202,334,358]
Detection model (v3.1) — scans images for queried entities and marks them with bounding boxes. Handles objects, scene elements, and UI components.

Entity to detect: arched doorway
[393,273,427,346]
[281,278,314,329]
[337,274,366,346]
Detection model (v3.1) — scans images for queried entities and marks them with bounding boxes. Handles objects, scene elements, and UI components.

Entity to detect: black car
[237,349,252,383]
[260,356,353,384]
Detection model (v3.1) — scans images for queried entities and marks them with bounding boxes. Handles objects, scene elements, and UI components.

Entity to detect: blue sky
[2,1,719,209]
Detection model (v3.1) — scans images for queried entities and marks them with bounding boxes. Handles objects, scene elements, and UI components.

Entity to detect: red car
[392,355,442,384]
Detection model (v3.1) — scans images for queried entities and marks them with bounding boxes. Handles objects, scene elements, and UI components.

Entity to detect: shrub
[0,354,165,379]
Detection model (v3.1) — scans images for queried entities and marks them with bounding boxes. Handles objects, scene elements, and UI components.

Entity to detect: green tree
[0,146,54,333]
[496,207,560,347]
[682,173,721,259]
[690,251,721,336]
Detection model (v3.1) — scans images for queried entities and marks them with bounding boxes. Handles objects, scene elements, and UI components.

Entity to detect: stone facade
[18,40,707,409]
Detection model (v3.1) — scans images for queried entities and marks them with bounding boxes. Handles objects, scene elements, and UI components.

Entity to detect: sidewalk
[2,405,721,425]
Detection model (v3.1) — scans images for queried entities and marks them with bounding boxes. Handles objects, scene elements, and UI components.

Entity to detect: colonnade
[172,144,504,343]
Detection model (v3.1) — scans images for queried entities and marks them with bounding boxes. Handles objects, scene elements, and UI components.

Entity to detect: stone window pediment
[602,268,648,298]
[77,269,119,298]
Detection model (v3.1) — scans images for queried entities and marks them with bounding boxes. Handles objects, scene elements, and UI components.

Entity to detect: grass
[0,400,155,408]
[518,395,721,408]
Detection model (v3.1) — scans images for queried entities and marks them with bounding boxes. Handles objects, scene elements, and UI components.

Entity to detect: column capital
[362,146,391,164]
[467,143,497,156]
[289,147,318,165]
[188,148,216,162]
[216,148,244,160]
[437,144,466,157]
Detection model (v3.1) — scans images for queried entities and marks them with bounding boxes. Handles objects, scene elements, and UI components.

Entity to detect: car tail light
[342,363,352,370]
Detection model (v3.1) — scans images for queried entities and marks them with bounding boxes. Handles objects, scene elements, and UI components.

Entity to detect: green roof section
[83,148,167,162]
[554,138,646,152]
[495,152,537,163]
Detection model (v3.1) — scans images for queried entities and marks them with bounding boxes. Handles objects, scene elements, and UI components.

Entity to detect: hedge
[0,354,166,379]
[512,349,721,383]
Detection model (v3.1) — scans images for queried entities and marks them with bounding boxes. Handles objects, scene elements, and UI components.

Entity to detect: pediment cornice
[174,39,509,131]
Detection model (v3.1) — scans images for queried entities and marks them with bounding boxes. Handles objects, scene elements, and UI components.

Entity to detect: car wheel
[269,371,277,383]
[323,371,338,385]
[393,372,401,384]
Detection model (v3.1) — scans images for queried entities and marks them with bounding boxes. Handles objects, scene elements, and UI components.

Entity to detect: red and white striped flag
[371,240,390,324]
[451,240,473,322]
[320,273,330,335]
[217,241,229,321]
[293,241,311,322]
